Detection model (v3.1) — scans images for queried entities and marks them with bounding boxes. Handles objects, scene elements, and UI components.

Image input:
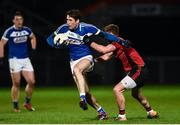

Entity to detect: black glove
[121,39,132,48]
[0,57,3,65]
[83,35,95,45]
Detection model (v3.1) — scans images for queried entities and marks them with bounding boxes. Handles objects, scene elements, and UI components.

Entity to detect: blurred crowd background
[0,0,180,86]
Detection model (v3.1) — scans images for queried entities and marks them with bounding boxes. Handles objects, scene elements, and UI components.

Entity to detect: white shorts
[9,57,34,73]
[120,75,137,89]
[70,55,94,74]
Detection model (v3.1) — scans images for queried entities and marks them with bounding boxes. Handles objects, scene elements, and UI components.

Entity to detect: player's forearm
[90,42,115,54]
[0,40,5,57]
[90,42,107,53]
[95,52,113,62]
[101,52,113,60]
[31,35,37,50]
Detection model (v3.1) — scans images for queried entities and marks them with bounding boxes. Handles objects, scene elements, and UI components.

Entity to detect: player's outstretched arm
[83,31,131,48]
[98,31,131,48]
[90,42,116,54]
[83,34,116,53]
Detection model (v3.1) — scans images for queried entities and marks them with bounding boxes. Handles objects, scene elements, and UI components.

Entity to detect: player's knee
[113,86,121,94]
[30,79,35,86]
[27,78,35,86]
[113,83,124,93]
[31,79,35,85]
[12,78,20,87]
[73,67,82,75]
[12,81,20,88]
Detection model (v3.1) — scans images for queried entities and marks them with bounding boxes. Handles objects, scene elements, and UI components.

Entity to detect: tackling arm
[90,42,116,54]
[94,52,113,62]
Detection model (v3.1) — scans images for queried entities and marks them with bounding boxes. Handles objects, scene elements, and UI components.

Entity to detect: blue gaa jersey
[54,22,101,61]
[2,25,33,59]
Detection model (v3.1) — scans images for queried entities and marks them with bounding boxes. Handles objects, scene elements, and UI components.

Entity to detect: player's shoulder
[56,23,68,33]
[2,26,15,37]
[80,22,96,28]
[4,26,14,33]
[23,26,32,31]
[80,22,100,34]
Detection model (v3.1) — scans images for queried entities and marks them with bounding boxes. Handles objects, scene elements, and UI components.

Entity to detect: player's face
[13,16,24,28]
[66,15,79,30]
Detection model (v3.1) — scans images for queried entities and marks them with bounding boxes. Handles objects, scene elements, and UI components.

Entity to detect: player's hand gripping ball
[54,33,68,47]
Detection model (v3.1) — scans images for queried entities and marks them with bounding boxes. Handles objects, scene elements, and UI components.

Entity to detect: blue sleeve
[46,33,55,47]
[46,24,68,48]
[101,31,120,42]
[100,31,130,47]
[2,29,10,41]
[23,26,33,37]
[26,27,33,35]
[46,32,66,48]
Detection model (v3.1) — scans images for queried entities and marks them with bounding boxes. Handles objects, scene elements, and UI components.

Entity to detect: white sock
[80,93,86,97]
[97,107,102,111]
[118,114,126,118]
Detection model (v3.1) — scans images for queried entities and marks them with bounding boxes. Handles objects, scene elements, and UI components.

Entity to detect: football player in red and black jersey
[84,24,158,121]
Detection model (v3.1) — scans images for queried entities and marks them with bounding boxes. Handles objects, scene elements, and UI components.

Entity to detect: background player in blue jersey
[47,9,128,120]
[0,11,37,112]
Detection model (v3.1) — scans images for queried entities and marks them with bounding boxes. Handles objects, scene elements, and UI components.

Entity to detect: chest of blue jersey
[9,30,29,44]
[3,26,32,58]
[68,29,92,61]
[55,23,99,60]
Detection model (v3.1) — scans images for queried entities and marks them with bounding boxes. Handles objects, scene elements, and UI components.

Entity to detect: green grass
[0,85,180,124]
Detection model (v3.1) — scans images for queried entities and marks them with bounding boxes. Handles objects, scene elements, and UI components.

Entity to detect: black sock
[13,101,19,109]
[145,106,152,112]
[25,97,31,104]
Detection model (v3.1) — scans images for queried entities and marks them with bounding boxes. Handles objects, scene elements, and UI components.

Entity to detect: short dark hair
[14,11,23,18]
[66,9,81,21]
[104,24,119,36]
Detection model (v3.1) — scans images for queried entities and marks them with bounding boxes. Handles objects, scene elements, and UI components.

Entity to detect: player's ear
[76,19,80,24]
[12,18,15,24]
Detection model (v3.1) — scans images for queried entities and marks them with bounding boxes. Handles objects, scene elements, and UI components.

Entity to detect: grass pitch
[0,84,180,124]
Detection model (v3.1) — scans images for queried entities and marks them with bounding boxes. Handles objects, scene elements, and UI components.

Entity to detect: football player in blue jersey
[47,9,128,120]
[0,11,36,112]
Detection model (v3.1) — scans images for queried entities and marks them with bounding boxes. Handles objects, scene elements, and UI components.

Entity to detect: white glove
[54,33,68,45]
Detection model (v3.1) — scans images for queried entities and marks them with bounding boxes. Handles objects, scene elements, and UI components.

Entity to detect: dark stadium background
[0,0,180,86]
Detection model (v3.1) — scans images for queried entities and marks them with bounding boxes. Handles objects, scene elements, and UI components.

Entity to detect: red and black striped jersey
[111,41,145,72]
